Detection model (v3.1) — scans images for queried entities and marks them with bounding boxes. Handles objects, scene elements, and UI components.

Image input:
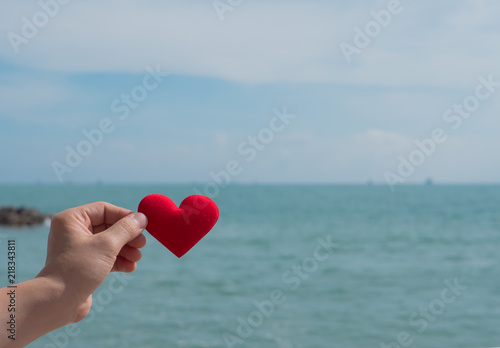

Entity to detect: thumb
[99,212,148,253]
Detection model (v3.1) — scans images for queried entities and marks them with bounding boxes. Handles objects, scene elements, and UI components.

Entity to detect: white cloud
[0,0,341,83]
[231,128,500,184]
[1,0,499,86]
[231,129,414,183]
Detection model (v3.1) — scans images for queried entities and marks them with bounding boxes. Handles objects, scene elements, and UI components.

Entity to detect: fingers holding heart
[111,247,141,273]
[127,233,147,249]
[113,255,137,273]
[118,244,142,263]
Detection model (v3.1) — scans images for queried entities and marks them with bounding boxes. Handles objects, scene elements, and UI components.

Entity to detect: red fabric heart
[138,194,219,258]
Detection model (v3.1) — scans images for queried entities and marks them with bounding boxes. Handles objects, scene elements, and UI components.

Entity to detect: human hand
[37,202,148,324]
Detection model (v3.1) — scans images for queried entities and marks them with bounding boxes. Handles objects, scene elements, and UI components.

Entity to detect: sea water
[0,184,499,347]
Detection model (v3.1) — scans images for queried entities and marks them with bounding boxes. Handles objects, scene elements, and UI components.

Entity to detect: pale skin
[0,202,148,347]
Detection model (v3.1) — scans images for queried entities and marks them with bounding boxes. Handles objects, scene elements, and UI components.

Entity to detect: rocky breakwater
[0,207,52,227]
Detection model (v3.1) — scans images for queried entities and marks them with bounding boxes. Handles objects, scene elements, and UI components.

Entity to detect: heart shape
[138,194,219,258]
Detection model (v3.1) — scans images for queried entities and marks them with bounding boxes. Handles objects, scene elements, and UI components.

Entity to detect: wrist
[1,276,80,347]
[34,271,85,326]
[32,276,76,326]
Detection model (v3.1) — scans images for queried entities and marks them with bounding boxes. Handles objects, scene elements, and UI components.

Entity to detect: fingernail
[132,213,148,229]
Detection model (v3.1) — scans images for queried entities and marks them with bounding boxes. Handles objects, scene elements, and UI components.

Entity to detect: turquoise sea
[0,184,499,348]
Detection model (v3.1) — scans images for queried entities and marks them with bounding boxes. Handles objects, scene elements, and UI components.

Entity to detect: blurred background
[0,1,499,347]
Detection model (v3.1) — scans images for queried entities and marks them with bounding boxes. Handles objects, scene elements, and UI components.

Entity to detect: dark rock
[0,206,52,227]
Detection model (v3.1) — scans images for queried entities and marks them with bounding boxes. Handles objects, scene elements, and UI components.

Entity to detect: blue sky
[1,0,499,184]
